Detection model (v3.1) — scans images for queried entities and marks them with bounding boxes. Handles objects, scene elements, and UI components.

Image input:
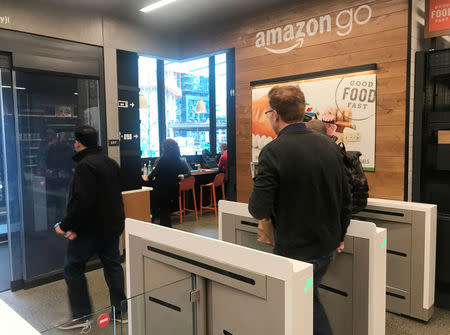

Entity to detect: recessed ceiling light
[140,0,177,13]
[74,92,78,95]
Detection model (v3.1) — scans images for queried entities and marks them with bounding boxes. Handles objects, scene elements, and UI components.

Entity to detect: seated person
[202,149,217,168]
[142,139,190,227]
[218,143,228,181]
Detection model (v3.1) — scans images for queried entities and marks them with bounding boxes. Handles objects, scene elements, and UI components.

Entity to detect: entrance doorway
[0,49,103,290]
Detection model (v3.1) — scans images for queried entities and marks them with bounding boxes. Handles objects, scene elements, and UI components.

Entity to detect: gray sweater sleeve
[248,146,279,220]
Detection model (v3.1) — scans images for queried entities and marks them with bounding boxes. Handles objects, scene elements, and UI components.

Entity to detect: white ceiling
[35,0,295,32]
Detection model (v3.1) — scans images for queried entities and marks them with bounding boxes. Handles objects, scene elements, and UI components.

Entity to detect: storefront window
[215,53,227,153]
[164,57,210,156]
[138,56,159,158]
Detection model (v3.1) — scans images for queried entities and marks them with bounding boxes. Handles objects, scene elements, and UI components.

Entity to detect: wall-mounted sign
[252,71,377,171]
[118,100,128,108]
[120,133,139,141]
[255,4,372,54]
[108,139,120,146]
[0,16,10,25]
[121,133,132,141]
[425,0,450,38]
[97,313,110,328]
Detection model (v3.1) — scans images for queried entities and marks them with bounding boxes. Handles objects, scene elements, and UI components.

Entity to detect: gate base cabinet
[354,199,437,321]
[219,200,387,335]
[126,218,314,335]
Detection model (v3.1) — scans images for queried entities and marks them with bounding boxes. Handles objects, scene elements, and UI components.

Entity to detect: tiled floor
[386,308,450,335]
[0,212,449,334]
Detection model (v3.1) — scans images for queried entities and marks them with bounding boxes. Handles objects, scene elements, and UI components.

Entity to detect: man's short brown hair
[268,85,306,123]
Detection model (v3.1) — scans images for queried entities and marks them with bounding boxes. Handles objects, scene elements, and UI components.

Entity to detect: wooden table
[121,186,152,249]
[190,168,219,176]
[188,168,222,209]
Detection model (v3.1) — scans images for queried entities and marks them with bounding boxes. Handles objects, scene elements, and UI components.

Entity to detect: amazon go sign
[255,5,372,54]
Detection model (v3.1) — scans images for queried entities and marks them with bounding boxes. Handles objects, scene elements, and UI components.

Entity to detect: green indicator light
[304,278,312,293]
[382,238,386,249]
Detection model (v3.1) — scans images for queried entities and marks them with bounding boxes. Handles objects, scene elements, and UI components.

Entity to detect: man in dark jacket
[55,125,126,330]
[248,86,352,335]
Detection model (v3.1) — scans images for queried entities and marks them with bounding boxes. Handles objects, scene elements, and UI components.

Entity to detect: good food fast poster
[251,72,376,171]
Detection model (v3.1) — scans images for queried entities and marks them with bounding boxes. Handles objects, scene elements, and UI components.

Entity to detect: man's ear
[273,110,280,121]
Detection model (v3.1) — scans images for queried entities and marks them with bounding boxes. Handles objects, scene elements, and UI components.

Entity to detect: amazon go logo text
[0,16,10,24]
[255,5,372,54]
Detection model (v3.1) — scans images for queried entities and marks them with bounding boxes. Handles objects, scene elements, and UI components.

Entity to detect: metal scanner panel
[219,200,386,335]
[354,198,437,321]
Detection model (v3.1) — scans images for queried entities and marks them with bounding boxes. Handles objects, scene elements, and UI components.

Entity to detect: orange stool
[200,173,226,217]
[175,176,198,224]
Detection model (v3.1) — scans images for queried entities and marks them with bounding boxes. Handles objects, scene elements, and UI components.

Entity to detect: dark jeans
[150,188,176,228]
[63,235,126,319]
[158,193,174,228]
[304,252,335,335]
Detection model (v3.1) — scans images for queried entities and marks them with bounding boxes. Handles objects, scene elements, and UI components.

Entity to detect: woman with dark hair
[142,139,190,227]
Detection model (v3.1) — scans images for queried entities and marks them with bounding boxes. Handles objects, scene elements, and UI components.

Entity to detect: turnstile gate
[219,200,387,335]
[126,218,314,335]
[353,198,437,321]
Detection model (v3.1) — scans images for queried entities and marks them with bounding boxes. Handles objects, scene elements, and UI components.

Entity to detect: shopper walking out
[55,125,126,330]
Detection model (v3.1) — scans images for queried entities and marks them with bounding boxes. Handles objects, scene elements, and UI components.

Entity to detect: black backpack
[338,143,369,214]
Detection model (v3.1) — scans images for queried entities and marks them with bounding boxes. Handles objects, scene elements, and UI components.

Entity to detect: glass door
[14,70,101,280]
[41,277,199,335]
[0,66,12,291]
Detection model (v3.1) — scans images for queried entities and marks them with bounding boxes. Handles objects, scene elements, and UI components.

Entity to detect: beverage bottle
[143,163,148,176]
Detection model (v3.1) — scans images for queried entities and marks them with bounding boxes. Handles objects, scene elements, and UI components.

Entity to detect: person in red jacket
[217,143,228,181]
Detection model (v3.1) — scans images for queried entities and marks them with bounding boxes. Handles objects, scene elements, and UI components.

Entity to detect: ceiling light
[74,92,78,95]
[140,0,177,13]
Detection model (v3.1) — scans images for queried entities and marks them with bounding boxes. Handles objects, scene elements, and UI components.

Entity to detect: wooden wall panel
[183,0,409,202]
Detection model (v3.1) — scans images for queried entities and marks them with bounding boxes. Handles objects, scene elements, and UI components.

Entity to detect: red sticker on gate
[97,313,110,328]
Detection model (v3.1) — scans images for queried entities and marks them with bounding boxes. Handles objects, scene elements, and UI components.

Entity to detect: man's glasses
[265,109,274,117]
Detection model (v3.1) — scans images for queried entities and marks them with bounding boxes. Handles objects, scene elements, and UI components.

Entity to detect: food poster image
[251,72,376,171]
